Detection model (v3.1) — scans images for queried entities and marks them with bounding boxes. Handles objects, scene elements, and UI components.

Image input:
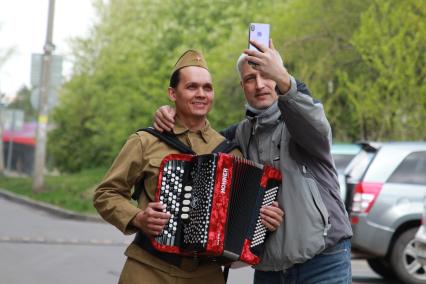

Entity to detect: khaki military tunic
[94,118,241,284]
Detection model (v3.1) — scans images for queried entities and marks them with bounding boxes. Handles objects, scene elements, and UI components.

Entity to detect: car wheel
[367,258,394,278]
[390,227,426,284]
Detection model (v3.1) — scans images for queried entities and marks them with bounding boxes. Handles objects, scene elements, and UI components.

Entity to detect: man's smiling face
[240,61,278,109]
[168,66,214,119]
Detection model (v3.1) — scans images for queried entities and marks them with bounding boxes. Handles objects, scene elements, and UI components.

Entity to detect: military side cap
[171,50,208,75]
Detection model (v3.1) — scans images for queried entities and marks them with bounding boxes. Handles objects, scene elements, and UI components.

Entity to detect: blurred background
[0,0,425,283]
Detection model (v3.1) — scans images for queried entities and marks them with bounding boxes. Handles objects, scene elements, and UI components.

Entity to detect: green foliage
[337,0,426,140]
[268,0,371,141]
[49,0,285,172]
[0,167,107,213]
[7,86,37,121]
[49,0,426,172]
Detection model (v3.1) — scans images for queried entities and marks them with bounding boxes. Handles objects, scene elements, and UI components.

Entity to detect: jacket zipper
[251,117,258,135]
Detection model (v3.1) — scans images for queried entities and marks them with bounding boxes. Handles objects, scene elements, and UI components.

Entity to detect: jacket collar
[245,101,281,128]
[172,116,212,143]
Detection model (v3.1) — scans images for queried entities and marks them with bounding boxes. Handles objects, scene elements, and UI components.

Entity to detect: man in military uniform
[94,50,283,284]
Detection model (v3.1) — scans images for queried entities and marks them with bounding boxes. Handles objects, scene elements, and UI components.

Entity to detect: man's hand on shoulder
[154,105,176,132]
[131,202,171,237]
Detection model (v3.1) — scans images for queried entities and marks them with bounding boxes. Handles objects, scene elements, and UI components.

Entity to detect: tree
[49,0,286,172]
[265,0,371,141]
[337,0,426,140]
[7,86,37,121]
[50,0,423,172]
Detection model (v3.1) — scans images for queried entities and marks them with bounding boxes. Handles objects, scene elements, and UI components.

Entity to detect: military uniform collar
[172,116,212,143]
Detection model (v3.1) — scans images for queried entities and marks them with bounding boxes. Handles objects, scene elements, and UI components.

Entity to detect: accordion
[150,153,282,265]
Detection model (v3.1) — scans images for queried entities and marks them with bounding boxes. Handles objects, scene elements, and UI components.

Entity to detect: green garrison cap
[171,50,208,76]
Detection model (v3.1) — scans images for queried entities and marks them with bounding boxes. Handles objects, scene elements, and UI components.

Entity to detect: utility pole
[32,0,55,193]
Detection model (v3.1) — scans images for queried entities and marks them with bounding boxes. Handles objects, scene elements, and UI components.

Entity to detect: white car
[415,196,426,266]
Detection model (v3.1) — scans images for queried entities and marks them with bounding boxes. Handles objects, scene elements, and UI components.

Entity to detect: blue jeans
[254,239,352,284]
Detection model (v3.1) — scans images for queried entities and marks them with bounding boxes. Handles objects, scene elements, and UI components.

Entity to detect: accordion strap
[137,127,239,154]
[131,127,239,200]
[138,127,196,154]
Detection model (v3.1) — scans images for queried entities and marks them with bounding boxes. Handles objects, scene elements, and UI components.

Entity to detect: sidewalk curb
[0,188,104,223]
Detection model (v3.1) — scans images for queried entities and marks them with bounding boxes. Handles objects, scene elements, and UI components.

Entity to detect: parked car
[345,142,426,284]
[414,196,426,266]
[331,143,361,201]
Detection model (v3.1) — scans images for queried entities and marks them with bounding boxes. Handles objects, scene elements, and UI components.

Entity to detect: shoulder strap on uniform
[138,127,196,154]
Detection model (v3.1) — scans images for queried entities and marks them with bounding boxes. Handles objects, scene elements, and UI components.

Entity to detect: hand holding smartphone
[248,23,270,51]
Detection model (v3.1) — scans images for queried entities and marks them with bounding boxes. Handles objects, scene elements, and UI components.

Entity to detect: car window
[333,154,356,173]
[388,151,426,185]
[345,150,375,180]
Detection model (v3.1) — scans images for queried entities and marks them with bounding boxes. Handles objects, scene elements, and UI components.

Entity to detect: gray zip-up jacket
[234,76,352,271]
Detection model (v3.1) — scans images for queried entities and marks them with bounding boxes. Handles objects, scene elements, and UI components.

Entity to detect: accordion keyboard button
[183,200,190,205]
[184,193,191,199]
[182,207,190,212]
[181,213,189,219]
[184,186,192,192]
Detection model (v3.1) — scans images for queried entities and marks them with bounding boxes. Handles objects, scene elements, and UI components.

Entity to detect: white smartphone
[248,23,270,51]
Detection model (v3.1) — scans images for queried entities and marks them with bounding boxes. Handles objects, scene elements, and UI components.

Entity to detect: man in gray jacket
[154,39,353,284]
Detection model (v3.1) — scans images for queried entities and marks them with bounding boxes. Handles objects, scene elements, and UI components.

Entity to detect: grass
[0,167,108,214]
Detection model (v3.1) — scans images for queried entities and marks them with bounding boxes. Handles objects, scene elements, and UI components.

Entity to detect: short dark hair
[169,69,181,88]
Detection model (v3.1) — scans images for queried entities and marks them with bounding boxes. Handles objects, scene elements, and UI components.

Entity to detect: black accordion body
[151,153,281,265]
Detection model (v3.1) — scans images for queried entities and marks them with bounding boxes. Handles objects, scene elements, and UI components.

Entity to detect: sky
[0,0,96,100]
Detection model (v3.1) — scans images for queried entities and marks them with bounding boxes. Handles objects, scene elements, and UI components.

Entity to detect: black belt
[133,232,200,271]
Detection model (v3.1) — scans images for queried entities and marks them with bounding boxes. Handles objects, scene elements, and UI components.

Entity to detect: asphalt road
[0,194,402,284]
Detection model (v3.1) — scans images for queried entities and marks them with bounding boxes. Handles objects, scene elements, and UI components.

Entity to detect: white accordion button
[182,206,190,212]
